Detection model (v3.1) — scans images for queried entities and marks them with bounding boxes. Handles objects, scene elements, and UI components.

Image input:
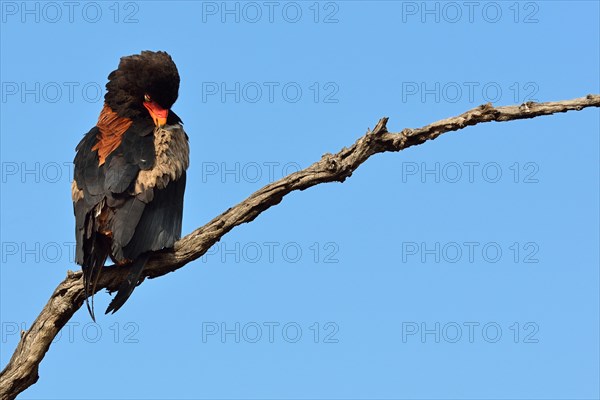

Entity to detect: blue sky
[1,1,599,399]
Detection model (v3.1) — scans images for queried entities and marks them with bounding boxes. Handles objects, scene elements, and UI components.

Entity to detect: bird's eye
[144,94,151,102]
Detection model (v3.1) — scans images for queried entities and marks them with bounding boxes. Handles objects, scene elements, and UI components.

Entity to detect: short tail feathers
[82,234,110,322]
[105,253,150,315]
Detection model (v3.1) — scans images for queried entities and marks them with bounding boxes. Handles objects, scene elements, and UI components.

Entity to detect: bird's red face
[103,51,180,126]
[143,94,168,127]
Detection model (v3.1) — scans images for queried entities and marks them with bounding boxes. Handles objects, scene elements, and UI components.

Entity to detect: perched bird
[72,51,189,320]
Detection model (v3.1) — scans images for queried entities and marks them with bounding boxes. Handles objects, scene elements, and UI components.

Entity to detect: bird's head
[104,50,180,127]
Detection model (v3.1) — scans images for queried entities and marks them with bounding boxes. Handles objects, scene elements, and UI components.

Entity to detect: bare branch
[2,95,599,400]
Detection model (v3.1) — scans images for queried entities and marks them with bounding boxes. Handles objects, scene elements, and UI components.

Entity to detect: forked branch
[2,95,599,400]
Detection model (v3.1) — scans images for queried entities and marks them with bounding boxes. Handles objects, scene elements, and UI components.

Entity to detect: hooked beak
[143,100,168,127]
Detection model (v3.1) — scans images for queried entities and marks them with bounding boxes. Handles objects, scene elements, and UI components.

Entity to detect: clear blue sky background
[1,1,599,399]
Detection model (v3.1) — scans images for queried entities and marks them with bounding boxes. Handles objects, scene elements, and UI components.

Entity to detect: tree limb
[1,95,599,400]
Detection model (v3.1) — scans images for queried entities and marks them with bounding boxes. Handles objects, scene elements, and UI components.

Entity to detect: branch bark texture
[1,95,599,400]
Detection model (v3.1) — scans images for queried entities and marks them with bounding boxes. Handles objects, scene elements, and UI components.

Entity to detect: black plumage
[72,51,189,320]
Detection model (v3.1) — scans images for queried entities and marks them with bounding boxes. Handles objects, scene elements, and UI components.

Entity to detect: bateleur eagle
[72,51,189,320]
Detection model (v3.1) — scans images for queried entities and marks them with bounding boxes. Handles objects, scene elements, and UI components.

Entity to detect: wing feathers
[73,121,188,317]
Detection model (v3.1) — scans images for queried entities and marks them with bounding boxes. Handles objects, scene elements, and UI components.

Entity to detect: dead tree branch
[2,95,599,400]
